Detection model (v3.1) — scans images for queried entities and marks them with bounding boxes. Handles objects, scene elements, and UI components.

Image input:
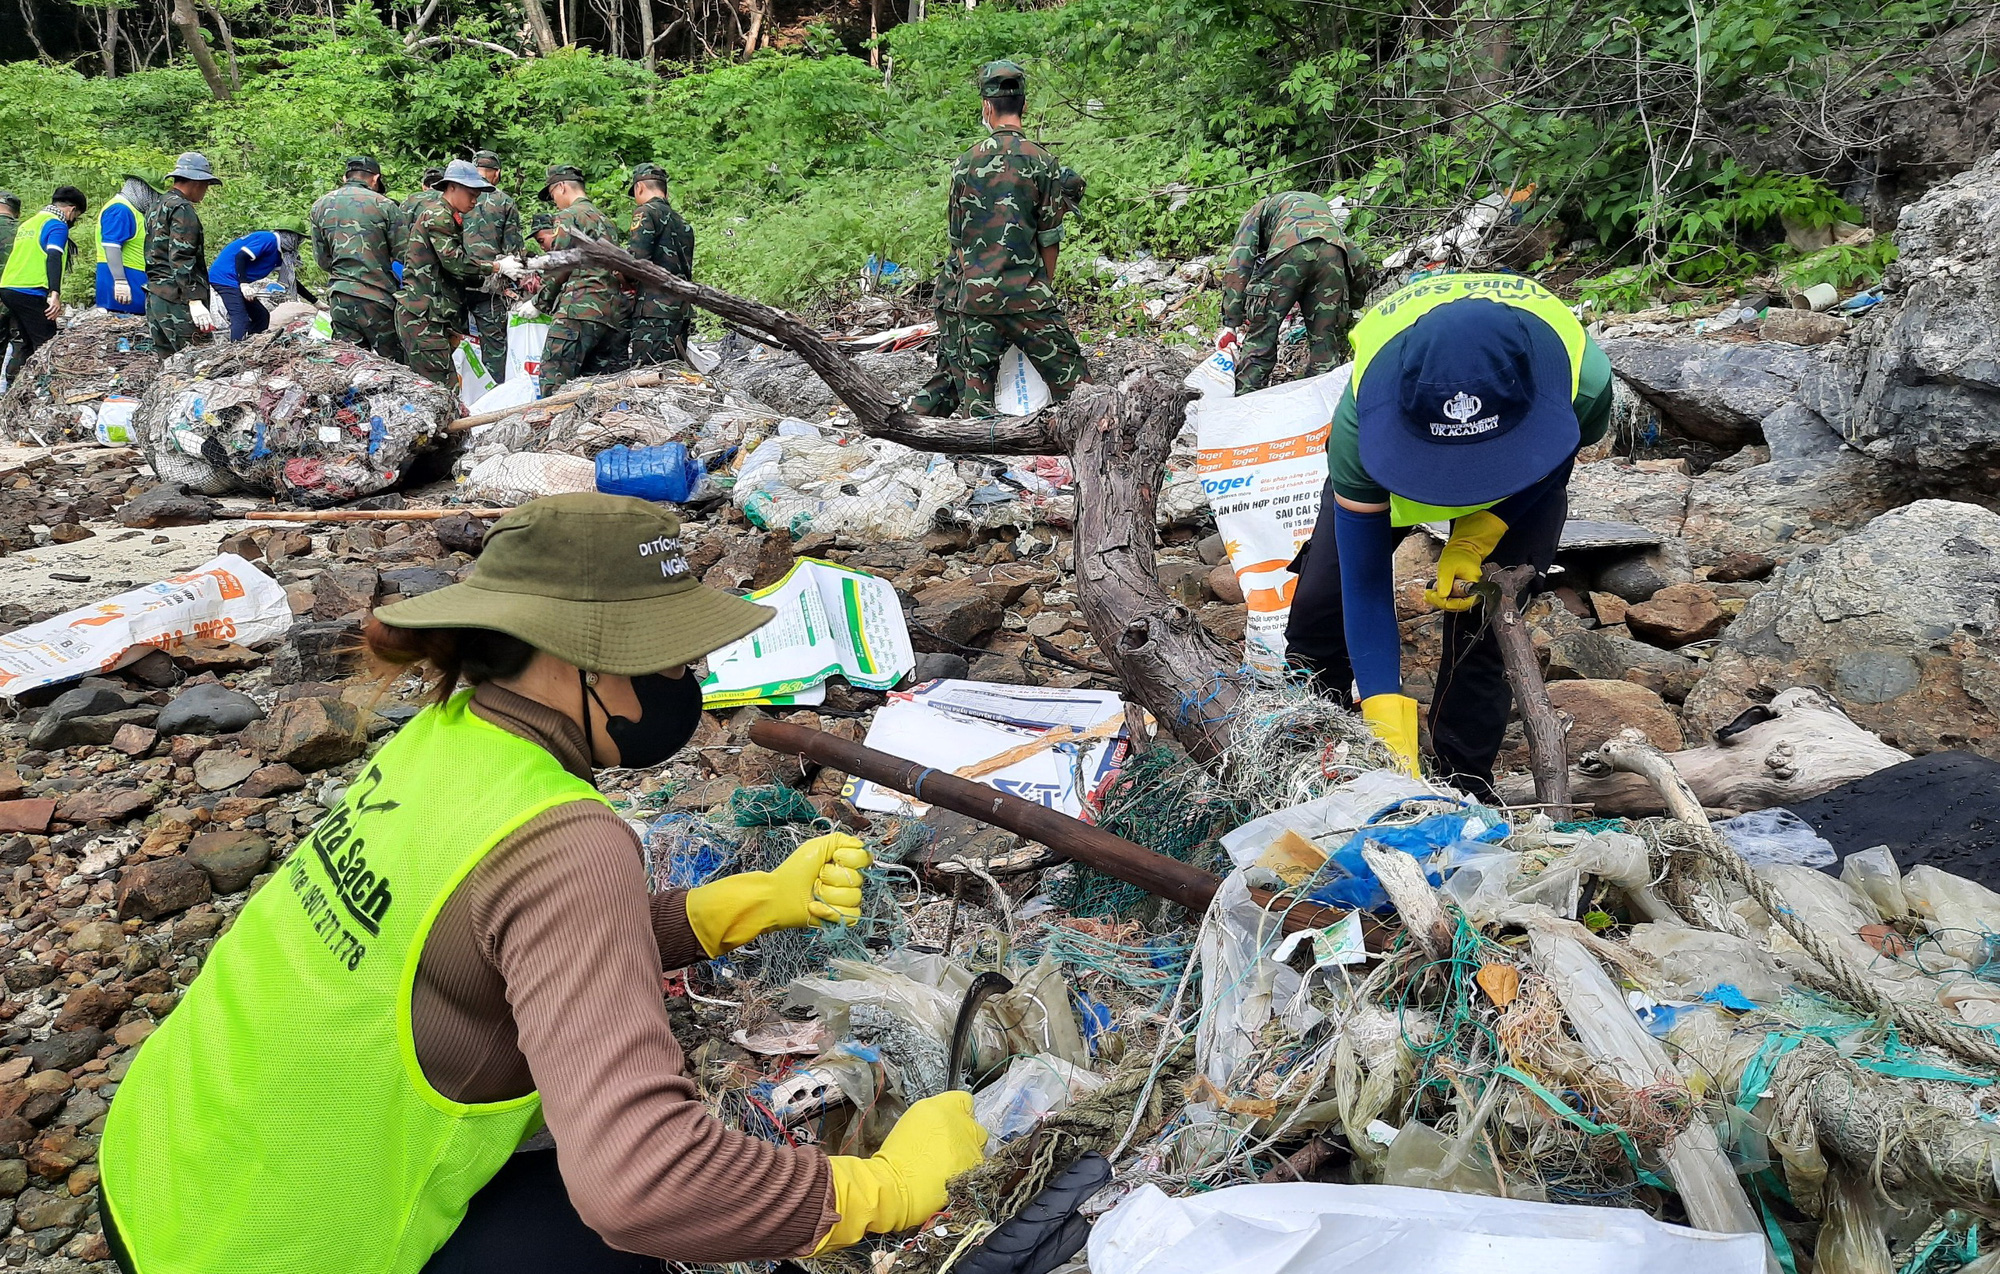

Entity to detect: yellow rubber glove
[1361,693,1422,778]
[685,832,871,958]
[1423,509,1509,612]
[814,1091,988,1254]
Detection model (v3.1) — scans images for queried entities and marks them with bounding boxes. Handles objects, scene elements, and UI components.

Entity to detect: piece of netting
[1052,747,1243,918]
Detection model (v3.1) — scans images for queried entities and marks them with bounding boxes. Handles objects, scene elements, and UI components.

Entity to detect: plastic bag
[971,1054,1106,1152]
[1902,864,2000,967]
[1812,1175,1892,1274]
[1712,808,1835,868]
[1839,845,1908,921]
[1182,349,1235,399]
[95,396,140,446]
[996,345,1052,416]
[454,337,499,410]
[1626,923,1792,1005]
[468,377,538,417]
[595,442,704,503]
[1088,1182,1770,1274]
[461,452,597,504]
[506,313,552,385]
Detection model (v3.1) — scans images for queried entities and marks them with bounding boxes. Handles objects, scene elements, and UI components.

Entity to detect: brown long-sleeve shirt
[410,682,836,1260]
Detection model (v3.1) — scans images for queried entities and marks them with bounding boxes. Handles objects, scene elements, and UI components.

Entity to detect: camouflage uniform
[909,117,1085,417]
[144,190,209,355]
[539,179,632,394]
[310,177,403,360]
[0,208,18,374]
[626,175,694,367]
[1220,191,1369,394]
[393,190,483,385]
[461,185,524,374]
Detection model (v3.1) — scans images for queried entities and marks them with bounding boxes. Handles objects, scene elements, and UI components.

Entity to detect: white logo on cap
[637,533,690,579]
[1442,392,1483,422]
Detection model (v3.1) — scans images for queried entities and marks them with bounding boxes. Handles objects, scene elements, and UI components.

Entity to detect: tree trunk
[102,4,120,77]
[519,0,559,52]
[204,3,240,92]
[639,0,657,75]
[169,0,232,100]
[559,0,571,47]
[740,0,763,59]
[17,0,52,60]
[867,0,879,68]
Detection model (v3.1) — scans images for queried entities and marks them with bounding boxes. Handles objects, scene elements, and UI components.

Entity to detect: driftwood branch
[551,237,1250,760]
[1484,563,1571,819]
[404,34,521,56]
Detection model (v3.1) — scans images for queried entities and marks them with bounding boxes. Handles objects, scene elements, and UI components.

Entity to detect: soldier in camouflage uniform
[400,168,444,225]
[1217,190,1369,394]
[462,149,525,376]
[907,61,1087,418]
[529,212,556,253]
[0,193,19,378]
[536,165,632,394]
[626,163,695,367]
[144,152,221,355]
[310,156,403,360]
[394,161,494,386]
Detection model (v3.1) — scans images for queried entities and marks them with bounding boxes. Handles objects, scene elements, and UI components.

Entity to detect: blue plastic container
[595,443,704,503]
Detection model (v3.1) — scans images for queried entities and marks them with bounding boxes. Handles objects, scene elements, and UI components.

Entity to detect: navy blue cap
[1356,297,1579,507]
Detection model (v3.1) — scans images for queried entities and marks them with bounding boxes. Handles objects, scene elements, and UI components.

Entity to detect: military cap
[1059,166,1086,210]
[439,159,495,191]
[538,164,588,200]
[0,192,18,216]
[530,212,556,233]
[168,151,222,184]
[629,163,670,190]
[343,155,382,176]
[420,167,445,189]
[979,60,1027,99]
[472,150,503,170]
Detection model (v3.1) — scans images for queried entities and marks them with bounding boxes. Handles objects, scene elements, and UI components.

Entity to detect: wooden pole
[1483,562,1571,820]
[749,719,1367,938]
[443,369,670,434]
[238,508,514,523]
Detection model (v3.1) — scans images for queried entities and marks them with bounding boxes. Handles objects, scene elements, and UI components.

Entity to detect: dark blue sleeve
[1333,504,1402,699]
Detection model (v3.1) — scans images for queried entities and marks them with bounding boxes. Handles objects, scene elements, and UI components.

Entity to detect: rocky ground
[0,146,1994,1274]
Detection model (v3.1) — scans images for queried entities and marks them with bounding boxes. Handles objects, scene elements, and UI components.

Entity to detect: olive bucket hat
[372,494,774,675]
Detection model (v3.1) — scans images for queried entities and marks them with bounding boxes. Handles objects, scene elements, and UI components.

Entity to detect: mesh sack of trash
[0,312,164,444]
[732,431,968,541]
[132,324,459,505]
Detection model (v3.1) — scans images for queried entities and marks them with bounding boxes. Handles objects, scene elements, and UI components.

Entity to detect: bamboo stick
[443,369,669,434]
[238,508,514,523]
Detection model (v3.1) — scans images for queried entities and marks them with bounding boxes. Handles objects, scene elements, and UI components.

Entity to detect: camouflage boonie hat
[343,155,382,176]
[372,495,774,676]
[472,149,503,169]
[538,164,588,200]
[1059,166,1086,210]
[630,163,669,190]
[420,167,445,189]
[979,60,1026,98]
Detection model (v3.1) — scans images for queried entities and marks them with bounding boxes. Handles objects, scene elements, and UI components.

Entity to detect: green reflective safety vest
[1346,273,1587,527]
[0,209,63,292]
[97,195,146,272]
[100,690,608,1274]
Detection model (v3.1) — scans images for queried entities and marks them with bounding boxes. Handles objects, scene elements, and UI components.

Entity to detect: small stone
[1758,308,1846,346]
[1588,592,1628,626]
[13,1186,87,1231]
[379,566,456,598]
[1626,583,1728,647]
[217,529,263,559]
[24,1129,92,1180]
[1199,604,1249,644]
[185,830,272,893]
[192,750,259,792]
[1707,551,1777,584]
[1155,561,1208,608]
[55,786,157,825]
[114,483,218,528]
[1205,563,1245,605]
[53,982,132,1033]
[0,767,21,801]
[112,1019,155,1047]
[163,637,264,672]
[47,523,94,544]
[433,512,488,554]
[0,1160,24,1197]
[238,763,307,798]
[1591,547,1694,603]
[246,696,365,770]
[1195,533,1228,566]
[65,922,124,955]
[110,724,157,757]
[909,653,970,684]
[311,565,381,620]
[18,1030,108,1075]
[0,801,55,835]
[65,1165,100,1199]
[116,857,212,920]
[156,683,265,736]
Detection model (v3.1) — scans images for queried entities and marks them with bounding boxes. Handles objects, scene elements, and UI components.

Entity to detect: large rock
[1679,404,1909,564]
[185,830,273,893]
[246,696,366,770]
[1626,583,1728,647]
[115,856,212,920]
[271,618,363,684]
[114,483,218,528]
[1686,500,2000,756]
[1825,148,2000,492]
[1544,627,1702,702]
[1546,679,1683,758]
[155,683,265,736]
[1603,335,1836,449]
[1565,460,1691,539]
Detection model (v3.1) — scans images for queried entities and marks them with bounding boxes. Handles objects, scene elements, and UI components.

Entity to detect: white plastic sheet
[1088,1182,1769,1274]
[505,314,552,386]
[454,337,499,410]
[0,555,291,698]
[996,345,1053,416]
[1194,365,1350,676]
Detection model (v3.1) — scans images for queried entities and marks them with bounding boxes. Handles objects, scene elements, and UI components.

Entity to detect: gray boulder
[1821,148,2000,491]
[1603,336,1837,449]
[1685,500,2000,756]
[156,683,265,736]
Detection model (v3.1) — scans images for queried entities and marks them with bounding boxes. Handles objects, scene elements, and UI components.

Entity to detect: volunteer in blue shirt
[1283,274,1614,798]
[96,173,162,315]
[210,219,315,341]
[0,186,89,361]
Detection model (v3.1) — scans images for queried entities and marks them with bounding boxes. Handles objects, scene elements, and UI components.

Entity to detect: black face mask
[580,670,704,769]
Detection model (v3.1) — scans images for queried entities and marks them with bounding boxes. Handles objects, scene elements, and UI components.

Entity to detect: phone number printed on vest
[289,763,400,971]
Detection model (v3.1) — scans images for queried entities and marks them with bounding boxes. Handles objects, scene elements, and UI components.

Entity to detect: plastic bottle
[594,443,704,503]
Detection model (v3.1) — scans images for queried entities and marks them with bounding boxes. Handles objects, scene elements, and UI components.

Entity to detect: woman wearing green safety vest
[0,186,88,361]
[96,174,161,316]
[99,493,987,1274]
[1284,274,1615,795]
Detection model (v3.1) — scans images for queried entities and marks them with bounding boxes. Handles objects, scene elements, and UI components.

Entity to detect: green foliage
[1781,235,1899,292]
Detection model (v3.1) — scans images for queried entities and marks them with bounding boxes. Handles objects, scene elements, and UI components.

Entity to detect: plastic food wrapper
[1219,771,1436,871]
[972,1054,1106,1151]
[1838,845,1908,921]
[0,554,291,698]
[1712,807,1836,868]
[1902,864,2000,967]
[699,558,914,710]
[1087,1182,1769,1274]
[1625,923,1793,1006]
[1193,364,1348,676]
[846,680,1128,818]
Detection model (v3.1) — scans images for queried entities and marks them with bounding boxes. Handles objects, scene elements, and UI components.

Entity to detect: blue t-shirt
[4,217,70,297]
[210,231,282,289]
[95,202,147,314]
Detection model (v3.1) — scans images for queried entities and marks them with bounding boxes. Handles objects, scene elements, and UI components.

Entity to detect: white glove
[112,280,132,306]
[1216,327,1241,354]
[190,300,215,332]
[493,254,530,281]
[508,298,540,319]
